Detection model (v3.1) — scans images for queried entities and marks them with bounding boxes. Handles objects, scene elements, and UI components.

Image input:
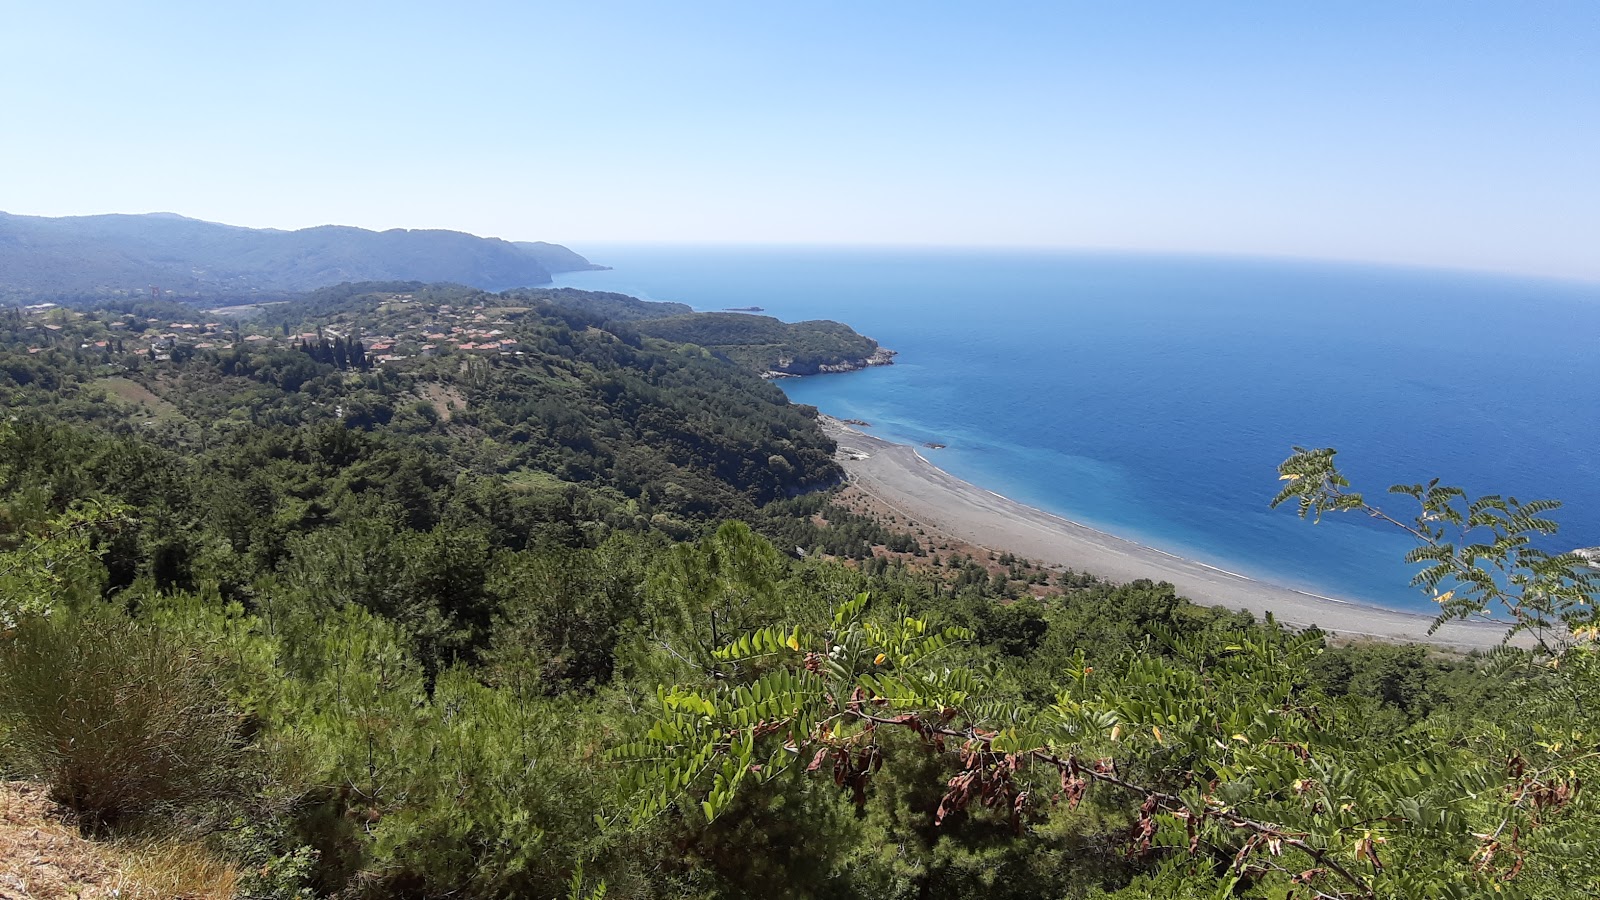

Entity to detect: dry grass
[0,781,238,900]
[416,382,465,422]
[831,485,1064,598]
[96,377,182,422]
[113,837,238,900]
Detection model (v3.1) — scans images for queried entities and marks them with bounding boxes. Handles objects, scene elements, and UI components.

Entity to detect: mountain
[0,211,604,300]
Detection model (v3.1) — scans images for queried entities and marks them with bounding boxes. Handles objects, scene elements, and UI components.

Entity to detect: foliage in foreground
[1274,446,1599,650]
[621,450,1600,899]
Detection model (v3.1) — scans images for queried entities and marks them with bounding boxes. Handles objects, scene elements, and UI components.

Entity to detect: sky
[2,1,1597,280]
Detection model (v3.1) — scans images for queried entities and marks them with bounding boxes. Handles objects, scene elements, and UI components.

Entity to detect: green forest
[1,286,1597,899]
[627,312,887,375]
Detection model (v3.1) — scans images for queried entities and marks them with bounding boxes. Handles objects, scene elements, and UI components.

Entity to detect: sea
[554,246,1600,616]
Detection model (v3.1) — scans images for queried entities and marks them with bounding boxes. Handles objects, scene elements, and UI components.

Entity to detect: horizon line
[7,207,1598,289]
[557,240,1600,290]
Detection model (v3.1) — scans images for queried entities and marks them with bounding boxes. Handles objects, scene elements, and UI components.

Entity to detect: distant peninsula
[0,211,605,302]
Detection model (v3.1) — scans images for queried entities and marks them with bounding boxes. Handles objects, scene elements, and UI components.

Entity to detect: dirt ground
[0,782,238,900]
[0,782,119,900]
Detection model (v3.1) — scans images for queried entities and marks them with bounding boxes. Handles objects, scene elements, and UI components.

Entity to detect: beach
[821,417,1515,652]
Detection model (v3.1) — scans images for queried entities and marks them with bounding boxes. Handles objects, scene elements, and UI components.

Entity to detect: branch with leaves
[1273,447,1597,650]
[612,591,1536,899]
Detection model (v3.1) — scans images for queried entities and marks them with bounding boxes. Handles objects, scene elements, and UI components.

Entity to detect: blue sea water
[554,246,1600,615]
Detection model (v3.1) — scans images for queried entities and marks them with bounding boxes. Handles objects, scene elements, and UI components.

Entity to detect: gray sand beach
[822,418,1514,652]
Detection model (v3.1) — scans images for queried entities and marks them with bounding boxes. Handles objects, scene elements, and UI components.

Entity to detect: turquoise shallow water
[555,246,1600,615]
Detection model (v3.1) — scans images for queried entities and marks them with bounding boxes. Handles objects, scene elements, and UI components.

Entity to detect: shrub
[0,607,248,829]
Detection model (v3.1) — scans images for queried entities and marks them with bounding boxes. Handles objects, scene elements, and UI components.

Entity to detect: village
[13,293,527,366]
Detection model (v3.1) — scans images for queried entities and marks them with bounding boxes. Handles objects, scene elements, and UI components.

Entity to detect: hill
[0,211,604,301]
[480,291,899,375]
[498,286,694,321]
[181,281,888,380]
[631,310,897,375]
[0,281,846,523]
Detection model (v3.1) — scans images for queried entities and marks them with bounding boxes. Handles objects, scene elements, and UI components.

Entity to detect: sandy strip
[821,418,1515,652]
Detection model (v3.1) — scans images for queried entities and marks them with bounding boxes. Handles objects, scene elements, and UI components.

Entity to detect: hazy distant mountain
[0,212,605,299]
[512,241,606,275]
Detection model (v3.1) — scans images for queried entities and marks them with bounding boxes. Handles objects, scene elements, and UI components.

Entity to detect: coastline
[820,416,1516,652]
[764,346,897,379]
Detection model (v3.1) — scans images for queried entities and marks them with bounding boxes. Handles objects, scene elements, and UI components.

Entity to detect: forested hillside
[632,312,894,375]
[1,284,850,524]
[497,290,896,375]
[1,287,1597,898]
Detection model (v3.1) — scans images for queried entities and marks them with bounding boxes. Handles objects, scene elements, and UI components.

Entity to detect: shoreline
[819,416,1515,652]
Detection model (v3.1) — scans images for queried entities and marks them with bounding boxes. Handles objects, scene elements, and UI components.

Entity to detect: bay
[555,246,1600,615]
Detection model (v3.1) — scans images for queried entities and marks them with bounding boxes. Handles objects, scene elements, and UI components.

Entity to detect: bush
[0,607,248,829]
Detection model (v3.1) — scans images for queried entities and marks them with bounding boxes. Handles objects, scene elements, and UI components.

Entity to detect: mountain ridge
[0,211,605,300]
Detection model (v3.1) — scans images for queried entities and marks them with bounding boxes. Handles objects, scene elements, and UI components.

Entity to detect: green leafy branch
[611,592,1528,899]
[1273,447,1597,648]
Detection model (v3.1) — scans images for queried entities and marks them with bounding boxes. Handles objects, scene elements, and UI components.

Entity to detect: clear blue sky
[4,2,1597,279]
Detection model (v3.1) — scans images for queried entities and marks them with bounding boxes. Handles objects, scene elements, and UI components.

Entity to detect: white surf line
[911,450,1157,551]
[864,431,1451,616]
[1194,562,1251,579]
[901,442,1260,569]
[844,437,1524,646]
[842,425,1512,629]
[1289,588,1353,605]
